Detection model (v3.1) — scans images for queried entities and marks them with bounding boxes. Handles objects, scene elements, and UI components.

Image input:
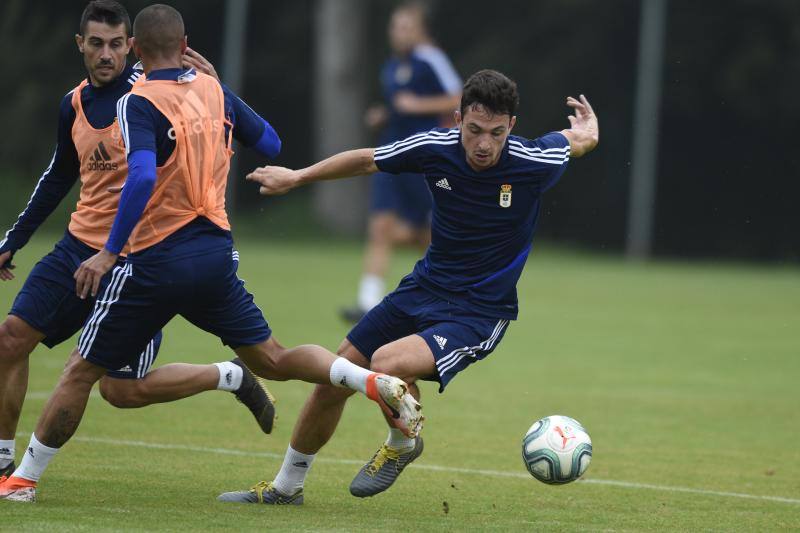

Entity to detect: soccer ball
[522,415,592,484]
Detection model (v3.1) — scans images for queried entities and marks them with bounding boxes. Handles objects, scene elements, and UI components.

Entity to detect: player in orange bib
[0,0,279,486]
[0,3,423,503]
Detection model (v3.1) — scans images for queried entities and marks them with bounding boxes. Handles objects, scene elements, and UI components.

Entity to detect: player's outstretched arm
[560,94,599,158]
[247,148,378,196]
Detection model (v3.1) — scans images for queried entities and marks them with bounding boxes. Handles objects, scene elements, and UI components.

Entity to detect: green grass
[1,235,799,531]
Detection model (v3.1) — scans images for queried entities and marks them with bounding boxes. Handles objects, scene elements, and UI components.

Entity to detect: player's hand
[246,166,300,196]
[563,94,599,157]
[393,91,421,113]
[566,95,598,137]
[364,104,388,129]
[182,47,219,81]
[0,250,16,281]
[74,248,118,299]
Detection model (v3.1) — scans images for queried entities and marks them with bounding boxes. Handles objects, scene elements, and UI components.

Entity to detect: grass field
[1,235,798,531]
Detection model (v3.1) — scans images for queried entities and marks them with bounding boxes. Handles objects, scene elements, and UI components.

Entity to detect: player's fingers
[566,96,583,107]
[568,100,587,117]
[248,169,272,183]
[567,115,577,127]
[565,98,582,111]
[75,271,87,298]
[91,273,101,298]
[184,47,205,62]
[579,94,593,112]
[186,47,207,63]
[182,58,201,71]
[108,186,123,194]
[80,279,90,300]
[0,269,11,281]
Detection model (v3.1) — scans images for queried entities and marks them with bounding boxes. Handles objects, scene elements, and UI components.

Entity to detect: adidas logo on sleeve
[435,178,451,190]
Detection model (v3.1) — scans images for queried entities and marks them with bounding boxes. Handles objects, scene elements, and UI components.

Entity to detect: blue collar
[145,67,194,81]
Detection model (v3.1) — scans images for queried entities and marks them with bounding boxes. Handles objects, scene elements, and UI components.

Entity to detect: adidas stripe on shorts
[347,274,510,392]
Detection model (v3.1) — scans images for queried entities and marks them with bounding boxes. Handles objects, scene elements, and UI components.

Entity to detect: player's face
[457,105,517,171]
[76,21,131,87]
[389,10,424,55]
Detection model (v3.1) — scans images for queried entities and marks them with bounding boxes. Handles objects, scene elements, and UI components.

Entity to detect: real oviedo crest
[499,184,512,208]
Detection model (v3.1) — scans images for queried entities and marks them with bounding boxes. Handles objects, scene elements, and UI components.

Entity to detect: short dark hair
[133,4,185,58]
[79,0,131,37]
[460,70,519,118]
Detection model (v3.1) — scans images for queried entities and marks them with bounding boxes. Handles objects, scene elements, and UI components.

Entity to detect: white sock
[385,428,415,452]
[329,357,373,394]
[0,439,14,468]
[358,274,385,311]
[214,361,244,392]
[272,445,315,495]
[13,434,59,482]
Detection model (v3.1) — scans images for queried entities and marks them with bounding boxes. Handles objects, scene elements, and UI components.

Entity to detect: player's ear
[181,36,188,54]
[75,34,85,53]
[130,37,140,60]
[454,109,462,127]
[509,115,517,132]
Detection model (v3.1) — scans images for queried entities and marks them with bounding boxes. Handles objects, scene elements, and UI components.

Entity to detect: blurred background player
[341,1,461,322]
[0,0,280,479]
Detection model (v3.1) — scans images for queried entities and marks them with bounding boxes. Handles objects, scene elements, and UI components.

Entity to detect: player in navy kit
[220,70,599,504]
[0,4,422,503]
[0,1,279,482]
[341,1,461,322]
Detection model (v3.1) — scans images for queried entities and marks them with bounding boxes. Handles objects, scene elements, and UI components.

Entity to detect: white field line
[13,431,800,506]
[25,391,101,400]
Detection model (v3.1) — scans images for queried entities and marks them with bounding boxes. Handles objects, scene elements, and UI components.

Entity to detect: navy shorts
[77,247,270,372]
[8,231,161,379]
[347,275,510,392]
[370,171,432,228]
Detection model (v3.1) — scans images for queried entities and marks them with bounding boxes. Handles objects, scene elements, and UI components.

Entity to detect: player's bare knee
[240,342,286,381]
[0,317,39,362]
[99,378,147,408]
[336,339,370,368]
[369,345,399,375]
[61,353,105,389]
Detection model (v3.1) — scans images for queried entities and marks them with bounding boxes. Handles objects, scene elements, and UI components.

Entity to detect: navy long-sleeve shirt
[1,64,279,260]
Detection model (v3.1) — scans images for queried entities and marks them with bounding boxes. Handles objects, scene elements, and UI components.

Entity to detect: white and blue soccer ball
[522,415,592,484]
